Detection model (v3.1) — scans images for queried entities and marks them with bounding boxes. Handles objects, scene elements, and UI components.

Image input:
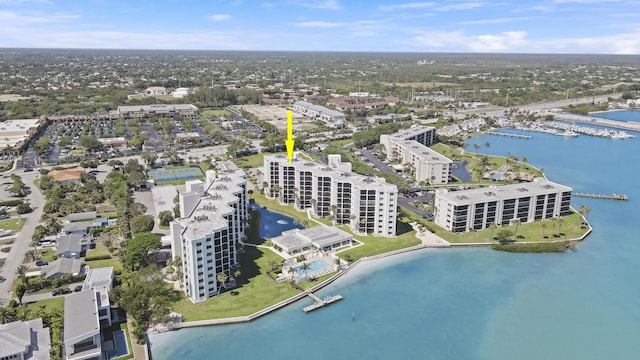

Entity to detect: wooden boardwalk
[302,291,343,313]
[573,193,628,201]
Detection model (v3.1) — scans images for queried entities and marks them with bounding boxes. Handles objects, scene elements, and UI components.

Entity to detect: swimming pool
[295,260,330,276]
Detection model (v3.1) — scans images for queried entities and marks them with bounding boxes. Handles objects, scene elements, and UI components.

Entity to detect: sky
[1,0,640,54]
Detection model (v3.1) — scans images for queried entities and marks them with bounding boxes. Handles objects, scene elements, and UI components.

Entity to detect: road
[0,169,45,305]
[455,93,622,117]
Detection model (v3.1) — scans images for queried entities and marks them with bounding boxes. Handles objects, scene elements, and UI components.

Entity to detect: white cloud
[295,21,344,28]
[0,10,78,26]
[378,2,435,11]
[457,16,538,25]
[299,0,341,10]
[408,29,640,54]
[207,14,231,21]
[436,2,486,11]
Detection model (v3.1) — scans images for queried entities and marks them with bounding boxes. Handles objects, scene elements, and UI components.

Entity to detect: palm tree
[579,204,591,225]
[217,272,228,289]
[300,262,311,280]
[541,223,548,238]
[0,306,17,324]
[16,264,29,285]
[489,223,497,241]
[512,219,522,240]
[484,142,491,149]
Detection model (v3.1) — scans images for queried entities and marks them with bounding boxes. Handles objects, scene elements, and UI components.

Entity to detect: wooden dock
[302,291,343,313]
[490,132,532,139]
[573,193,628,201]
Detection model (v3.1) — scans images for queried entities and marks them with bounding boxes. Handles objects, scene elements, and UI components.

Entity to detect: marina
[516,121,635,139]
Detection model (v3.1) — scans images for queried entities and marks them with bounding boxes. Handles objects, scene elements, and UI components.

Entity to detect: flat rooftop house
[64,289,101,360]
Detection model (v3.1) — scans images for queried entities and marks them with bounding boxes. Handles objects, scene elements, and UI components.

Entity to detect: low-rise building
[48,166,86,186]
[388,140,452,184]
[434,178,573,232]
[42,258,83,279]
[293,101,345,127]
[272,225,353,256]
[63,289,102,360]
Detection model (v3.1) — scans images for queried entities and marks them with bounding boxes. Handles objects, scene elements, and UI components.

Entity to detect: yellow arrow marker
[286,110,295,163]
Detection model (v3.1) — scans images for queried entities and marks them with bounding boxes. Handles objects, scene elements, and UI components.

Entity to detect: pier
[490,132,532,139]
[573,193,629,201]
[302,291,343,313]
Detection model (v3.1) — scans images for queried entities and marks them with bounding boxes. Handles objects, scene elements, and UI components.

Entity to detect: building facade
[380,126,451,184]
[292,101,345,127]
[170,169,247,303]
[263,153,397,237]
[388,140,452,184]
[434,179,573,233]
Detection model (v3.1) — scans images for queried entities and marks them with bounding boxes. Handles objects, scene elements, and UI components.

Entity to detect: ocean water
[152,111,640,360]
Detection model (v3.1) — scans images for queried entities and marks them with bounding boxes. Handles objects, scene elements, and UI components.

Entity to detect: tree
[512,219,522,239]
[78,135,104,152]
[579,204,592,224]
[496,229,514,244]
[300,262,311,279]
[15,283,27,305]
[541,223,548,238]
[489,222,497,241]
[217,272,228,289]
[32,225,48,242]
[158,210,174,227]
[112,266,178,342]
[124,232,161,271]
[130,215,155,234]
[15,264,29,285]
[0,306,17,324]
[15,202,32,214]
[129,203,148,217]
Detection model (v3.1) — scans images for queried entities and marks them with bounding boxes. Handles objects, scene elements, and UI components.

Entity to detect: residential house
[56,233,88,259]
[48,166,86,186]
[42,258,83,279]
[82,267,114,327]
[0,318,51,360]
[63,290,102,360]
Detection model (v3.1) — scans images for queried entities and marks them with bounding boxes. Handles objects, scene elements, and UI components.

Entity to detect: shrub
[84,254,112,261]
[0,199,23,207]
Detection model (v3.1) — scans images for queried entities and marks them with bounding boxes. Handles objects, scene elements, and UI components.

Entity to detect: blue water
[294,260,330,276]
[591,109,640,122]
[452,160,472,181]
[152,112,640,360]
[248,203,304,238]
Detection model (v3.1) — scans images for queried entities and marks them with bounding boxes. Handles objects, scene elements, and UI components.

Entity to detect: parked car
[35,260,48,266]
[74,285,83,292]
[62,288,72,294]
[52,288,64,296]
[0,275,5,283]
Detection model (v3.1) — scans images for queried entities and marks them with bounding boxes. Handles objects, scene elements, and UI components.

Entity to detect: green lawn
[84,258,123,272]
[436,212,588,244]
[172,246,301,321]
[86,242,111,258]
[200,109,229,118]
[22,296,64,313]
[0,217,26,233]
[233,152,287,169]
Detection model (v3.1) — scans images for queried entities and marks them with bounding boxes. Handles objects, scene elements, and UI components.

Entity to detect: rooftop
[436,178,573,205]
[64,289,100,343]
